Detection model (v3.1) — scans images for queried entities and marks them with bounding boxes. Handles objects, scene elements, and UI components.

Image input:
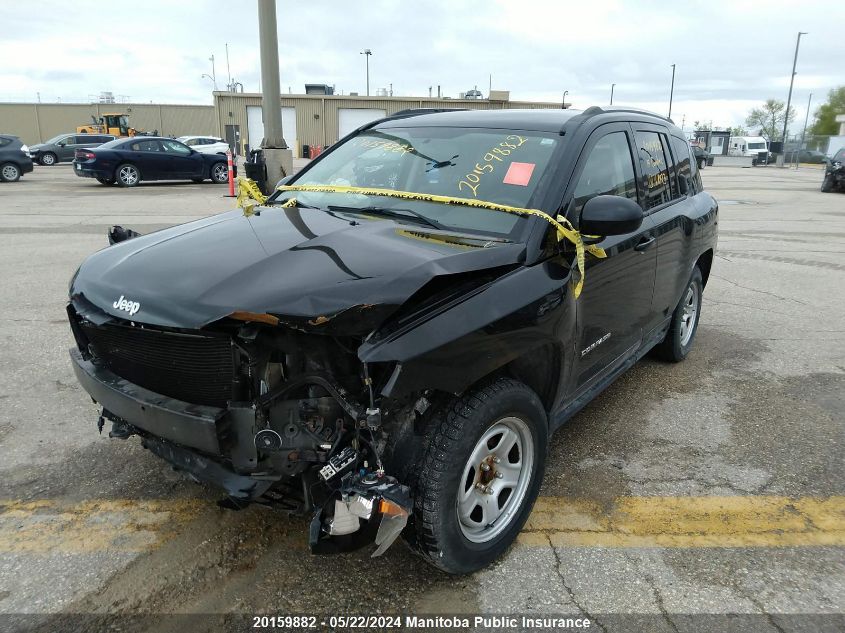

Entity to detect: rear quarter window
[0,137,11,148]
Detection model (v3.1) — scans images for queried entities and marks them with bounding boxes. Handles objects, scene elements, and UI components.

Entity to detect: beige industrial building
[1,91,561,157]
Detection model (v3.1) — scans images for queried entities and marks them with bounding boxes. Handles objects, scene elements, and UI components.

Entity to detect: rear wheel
[655,266,703,362]
[1,163,21,182]
[210,162,229,184]
[115,163,140,187]
[39,152,57,166]
[698,158,705,170]
[407,378,547,574]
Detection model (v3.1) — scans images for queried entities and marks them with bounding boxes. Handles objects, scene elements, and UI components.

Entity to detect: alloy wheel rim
[120,166,137,185]
[213,164,227,181]
[679,282,699,346]
[2,165,19,180]
[456,416,534,543]
[43,154,55,165]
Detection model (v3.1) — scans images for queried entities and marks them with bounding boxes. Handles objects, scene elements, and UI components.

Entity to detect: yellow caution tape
[235,178,605,297]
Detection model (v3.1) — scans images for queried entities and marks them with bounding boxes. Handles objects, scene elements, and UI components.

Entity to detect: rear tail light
[76,150,95,160]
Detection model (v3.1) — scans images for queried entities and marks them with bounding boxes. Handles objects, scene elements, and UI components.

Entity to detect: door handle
[634,236,656,252]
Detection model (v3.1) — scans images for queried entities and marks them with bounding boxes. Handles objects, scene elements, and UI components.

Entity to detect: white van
[728,136,769,157]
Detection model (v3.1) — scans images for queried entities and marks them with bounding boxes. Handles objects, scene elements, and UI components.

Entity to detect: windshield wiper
[326,205,446,230]
[266,196,320,209]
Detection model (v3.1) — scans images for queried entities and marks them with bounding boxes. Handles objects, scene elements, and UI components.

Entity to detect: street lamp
[201,73,217,90]
[668,64,676,119]
[562,90,568,109]
[779,31,807,167]
[360,49,372,96]
[610,83,616,105]
[207,54,218,90]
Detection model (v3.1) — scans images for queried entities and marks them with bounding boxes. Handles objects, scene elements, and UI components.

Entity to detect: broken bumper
[70,348,273,500]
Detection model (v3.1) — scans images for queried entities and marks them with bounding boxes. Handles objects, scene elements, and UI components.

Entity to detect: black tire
[210,162,229,184]
[821,175,833,193]
[96,177,115,186]
[698,158,705,170]
[0,163,21,182]
[655,266,704,362]
[39,152,57,166]
[115,163,140,187]
[407,377,547,574]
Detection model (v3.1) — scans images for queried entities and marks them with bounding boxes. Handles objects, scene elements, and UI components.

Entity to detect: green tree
[729,125,749,136]
[809,87,845,136]
[693,120,711,131]
[745,99,796,141]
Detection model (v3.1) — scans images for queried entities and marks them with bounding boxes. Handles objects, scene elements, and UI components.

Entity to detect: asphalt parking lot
[0,163,842,632]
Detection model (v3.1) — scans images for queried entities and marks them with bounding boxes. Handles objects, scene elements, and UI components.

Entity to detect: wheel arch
[696,248,714,288]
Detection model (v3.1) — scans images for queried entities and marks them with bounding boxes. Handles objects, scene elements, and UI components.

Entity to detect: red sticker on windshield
[503,162,535,186]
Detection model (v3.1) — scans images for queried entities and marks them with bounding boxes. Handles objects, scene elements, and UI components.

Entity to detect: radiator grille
[80,322,234,408]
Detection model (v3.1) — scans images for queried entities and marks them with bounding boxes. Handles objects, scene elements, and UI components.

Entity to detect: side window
[634,130,672,210]
[659,133,679,200]
[184,138,199,146]
[671,136,695,195]
[161,140,191,155]
[130,140,161,152]
[571,131,638,216]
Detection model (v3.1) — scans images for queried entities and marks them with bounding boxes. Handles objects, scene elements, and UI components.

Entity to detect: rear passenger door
[125,139,164,179]
[631,125,696,334]
[563,124,658,390]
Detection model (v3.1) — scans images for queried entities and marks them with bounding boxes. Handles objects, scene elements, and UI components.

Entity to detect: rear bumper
[20,160,33,174]
[72,163,105,178]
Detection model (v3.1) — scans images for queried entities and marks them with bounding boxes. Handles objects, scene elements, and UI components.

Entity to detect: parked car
[72,136,230,186]
[67,106,717,573]
[176,135,230,155]
[821,148,845,193]
[783,149,828,164]
[0,134,33,182]
[29,133,116,166]
[691,144,713,169]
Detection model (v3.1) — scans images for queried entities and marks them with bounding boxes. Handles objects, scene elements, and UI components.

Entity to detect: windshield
[281,126,562,238]
[748,142,766,150]
[44,134,71,145]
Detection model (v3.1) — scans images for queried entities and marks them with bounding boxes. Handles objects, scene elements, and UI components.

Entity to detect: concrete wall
[0,102,217,144]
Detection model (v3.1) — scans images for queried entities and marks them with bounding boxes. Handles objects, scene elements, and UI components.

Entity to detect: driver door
[562,124,658,391]
[160,139,202,178]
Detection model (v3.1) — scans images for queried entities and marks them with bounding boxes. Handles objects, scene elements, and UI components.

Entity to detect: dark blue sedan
[72,137,230,187]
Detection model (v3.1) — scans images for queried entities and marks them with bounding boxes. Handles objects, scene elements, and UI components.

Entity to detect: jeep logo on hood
[113,295,140,316]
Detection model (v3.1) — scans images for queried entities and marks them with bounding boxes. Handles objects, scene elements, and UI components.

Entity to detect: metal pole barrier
[227,149,235,197]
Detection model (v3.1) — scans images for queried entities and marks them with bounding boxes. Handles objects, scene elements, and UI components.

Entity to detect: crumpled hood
[70,206,525,331]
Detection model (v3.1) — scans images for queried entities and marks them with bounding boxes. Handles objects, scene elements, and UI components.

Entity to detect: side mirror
[57,141,66,147]
[678,176,689,196]
[580,195,643,236]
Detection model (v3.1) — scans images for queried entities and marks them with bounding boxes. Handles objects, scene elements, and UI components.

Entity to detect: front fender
[360,260,575,397]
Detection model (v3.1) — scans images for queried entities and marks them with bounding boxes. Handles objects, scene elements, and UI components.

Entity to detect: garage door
[246,106,297,156]
[338,108,387,138]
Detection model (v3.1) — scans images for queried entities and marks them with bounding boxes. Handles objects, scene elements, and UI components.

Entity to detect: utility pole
[225,43,232,91]
[668,64,676,119]
[778,31,807,167]
[610,83,615,105]
[796,92,813,169]
[209,55,218,90]
[360,49,372,96]
[257,0,291,189]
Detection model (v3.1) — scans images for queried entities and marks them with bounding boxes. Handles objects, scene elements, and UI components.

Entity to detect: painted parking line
[2,496,843,554]
[0,499,203,553]
[519,496,845,548]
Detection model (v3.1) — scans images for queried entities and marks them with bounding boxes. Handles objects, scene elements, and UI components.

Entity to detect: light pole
[610,83,615,105]
[360,49,372,96]
[796,92,813,169]
[562,90,568,109]
[778,31,807,167]
[208,54,218,90]
[668,64,676,119]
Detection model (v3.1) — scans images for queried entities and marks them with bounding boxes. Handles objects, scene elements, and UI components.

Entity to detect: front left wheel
[407,378,547,574]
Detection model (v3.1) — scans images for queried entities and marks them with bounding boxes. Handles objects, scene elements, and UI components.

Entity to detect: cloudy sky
[1,0,842,132]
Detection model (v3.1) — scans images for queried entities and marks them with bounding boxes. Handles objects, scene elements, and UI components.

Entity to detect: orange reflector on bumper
[228,311,280,326]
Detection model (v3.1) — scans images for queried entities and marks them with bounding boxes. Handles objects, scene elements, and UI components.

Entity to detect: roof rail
[582,105,675,125]
[390,107,468,118]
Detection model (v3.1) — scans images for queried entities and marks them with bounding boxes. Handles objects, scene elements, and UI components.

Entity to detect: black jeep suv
[67,106,718,573]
